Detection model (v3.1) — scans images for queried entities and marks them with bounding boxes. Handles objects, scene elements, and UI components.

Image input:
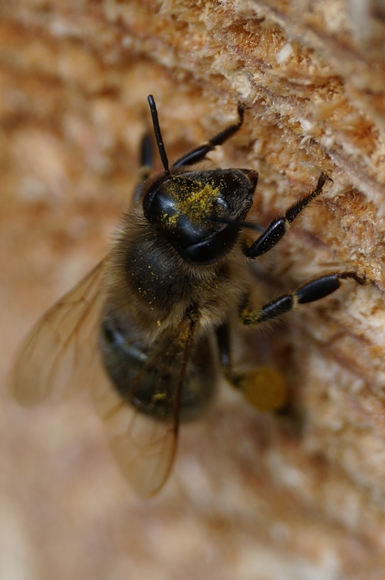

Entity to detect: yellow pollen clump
[240,366,287,411]
[163,179,221,227]
[178,182,220,216]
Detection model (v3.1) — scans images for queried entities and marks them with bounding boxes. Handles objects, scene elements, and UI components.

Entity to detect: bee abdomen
[99,314,217,422]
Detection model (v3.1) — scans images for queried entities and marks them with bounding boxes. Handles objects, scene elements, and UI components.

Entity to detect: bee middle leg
[240,272,365,326]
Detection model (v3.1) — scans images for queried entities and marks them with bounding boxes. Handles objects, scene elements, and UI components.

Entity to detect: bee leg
[134,132,154,201]
[244,173,330,258]
[216,323,244,388]
[172,105,245,168]
[217,321,288,410]
[240,272,366,326]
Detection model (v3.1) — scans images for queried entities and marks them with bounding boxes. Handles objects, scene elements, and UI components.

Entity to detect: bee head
[143,95,258,265]
[143,169,258,264]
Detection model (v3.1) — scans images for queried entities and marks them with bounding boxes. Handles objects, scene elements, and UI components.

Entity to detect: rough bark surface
[2,1,385,579]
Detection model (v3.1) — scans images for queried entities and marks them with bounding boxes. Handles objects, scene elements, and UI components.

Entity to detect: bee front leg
[240,272,366,326]
[172,105,245,168]
[244,173,330,258]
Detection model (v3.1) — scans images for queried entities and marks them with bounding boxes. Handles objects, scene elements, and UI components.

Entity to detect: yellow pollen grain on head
[166,213,179,226]
[163,178,222,228]
[178,183,220,220]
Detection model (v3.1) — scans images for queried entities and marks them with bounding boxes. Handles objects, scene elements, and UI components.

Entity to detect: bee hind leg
[216,323,243,388]
[216,322,287,411]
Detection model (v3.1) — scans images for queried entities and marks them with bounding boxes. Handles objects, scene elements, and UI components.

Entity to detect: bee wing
[92,317,197,498]
[11,261,107,406]
[93,374,177,498]
[12,258,193,498]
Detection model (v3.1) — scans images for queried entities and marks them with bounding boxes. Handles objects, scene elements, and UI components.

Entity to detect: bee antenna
[147,95,170,177]
[209,216,264,232]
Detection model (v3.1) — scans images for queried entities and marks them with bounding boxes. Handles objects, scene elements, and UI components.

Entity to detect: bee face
[143,168,257,263]
[12,95,360,498]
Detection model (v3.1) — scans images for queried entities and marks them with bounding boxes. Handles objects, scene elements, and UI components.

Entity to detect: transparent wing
[93,374,177,498]
[12,259,196,498]
[11,261,107,406]
[92,317,197,498]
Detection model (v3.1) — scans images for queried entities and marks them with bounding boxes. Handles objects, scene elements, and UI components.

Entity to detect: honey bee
[11,96,365,498]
